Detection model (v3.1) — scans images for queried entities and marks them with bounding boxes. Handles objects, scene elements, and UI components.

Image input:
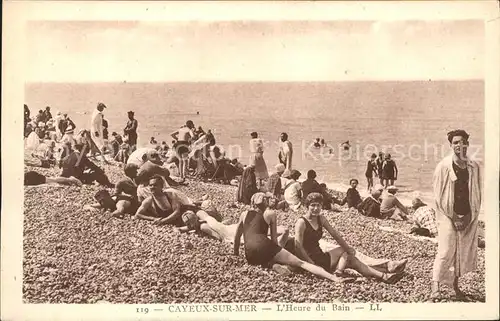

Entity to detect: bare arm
[394,162,398,179]
[233,212,246,255]
[170,130,179,141]
[294,220,315,264]
[320,215,353,254]
[267,210,278,244]
[154,198,182,225]
[134,197,157,221]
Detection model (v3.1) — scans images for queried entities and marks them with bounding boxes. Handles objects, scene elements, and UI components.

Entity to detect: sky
[25,20,484,82]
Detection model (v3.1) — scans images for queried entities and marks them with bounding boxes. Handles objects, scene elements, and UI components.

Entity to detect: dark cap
[97,102,107,109]
[127,111,134,115]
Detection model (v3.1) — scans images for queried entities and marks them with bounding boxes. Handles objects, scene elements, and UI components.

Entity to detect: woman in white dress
[249,132,269,188]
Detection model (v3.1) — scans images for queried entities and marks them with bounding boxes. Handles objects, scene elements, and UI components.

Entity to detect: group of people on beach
[23,102,483,301]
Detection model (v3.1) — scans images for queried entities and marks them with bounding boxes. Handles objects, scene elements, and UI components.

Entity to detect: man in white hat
[380,185,408,220]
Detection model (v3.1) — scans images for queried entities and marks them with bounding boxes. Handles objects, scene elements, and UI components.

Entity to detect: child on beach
[365,153,378,191]
[376,152,385,185]
[345,179,362,209]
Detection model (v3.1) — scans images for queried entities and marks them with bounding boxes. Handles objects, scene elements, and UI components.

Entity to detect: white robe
[432,153,482,285]
[90,109,104,149]
[279,140,293,170]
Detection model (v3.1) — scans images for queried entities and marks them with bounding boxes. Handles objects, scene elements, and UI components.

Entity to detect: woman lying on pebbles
[176,197,289,244]
[284,193,406,284]
[233,192,354,283]
[24,170,82,187]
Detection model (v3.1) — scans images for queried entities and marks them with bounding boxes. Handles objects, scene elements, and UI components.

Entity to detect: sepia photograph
[2,1,499,320]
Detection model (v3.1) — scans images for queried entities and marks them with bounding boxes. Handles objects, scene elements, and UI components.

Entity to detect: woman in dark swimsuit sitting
[233,193,352,282]
[287,193,406,284]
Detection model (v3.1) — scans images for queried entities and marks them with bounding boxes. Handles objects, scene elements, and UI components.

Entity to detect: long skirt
[250,152,269,180]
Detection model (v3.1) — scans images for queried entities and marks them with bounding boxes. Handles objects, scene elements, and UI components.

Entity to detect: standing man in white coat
[430,129,482,301]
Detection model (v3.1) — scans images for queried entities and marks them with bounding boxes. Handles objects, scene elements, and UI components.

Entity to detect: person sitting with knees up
[409,198,438,237]
[357,183,384,218]
[284,192,406,284]
[233,192,352,282]
[380,185,409,221]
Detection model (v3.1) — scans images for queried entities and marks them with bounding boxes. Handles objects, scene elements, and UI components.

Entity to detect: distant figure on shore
[380,186,408,220]
[341,140,351,151]
[278,132,293,170]
[430,129,482,301]
[376,152,385,185]
[124,111,138,151]
[197,111,200,115]
[171,120,196,181]
[110,132,123,157]
[249,132,269,187]
[42,106,53,123]
[382,154,398,188]
[365,153,379,191]
[90,102,106,152]
[320,138,326,147]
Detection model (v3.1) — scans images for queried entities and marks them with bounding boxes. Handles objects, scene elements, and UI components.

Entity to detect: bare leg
[271,249,347,283]
[111,200,131,218]
[46,176,82,186]
[345,256,403,283]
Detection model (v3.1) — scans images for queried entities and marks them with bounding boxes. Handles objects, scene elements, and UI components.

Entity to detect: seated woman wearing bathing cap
[233,192,353,282]
[284,192,406,284]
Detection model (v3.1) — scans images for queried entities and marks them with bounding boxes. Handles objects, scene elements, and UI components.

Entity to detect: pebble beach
[23,160,486,304]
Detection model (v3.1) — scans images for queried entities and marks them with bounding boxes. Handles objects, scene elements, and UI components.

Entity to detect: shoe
[388,259,408,273]
[382,272,404,284]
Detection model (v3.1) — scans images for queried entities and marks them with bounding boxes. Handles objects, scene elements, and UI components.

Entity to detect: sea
[25,81,484,210]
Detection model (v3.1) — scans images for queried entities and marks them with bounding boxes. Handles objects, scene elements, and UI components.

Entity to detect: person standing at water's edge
[249,132,269,188]
[278,132,293,170]
[124,111,138,151]
[91,102,106,151]
[382,153,398,188]
[171,120,196,181]
[430,129,482,301]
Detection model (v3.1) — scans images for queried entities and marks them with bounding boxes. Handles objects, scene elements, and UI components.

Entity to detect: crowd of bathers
[24,102,451,286]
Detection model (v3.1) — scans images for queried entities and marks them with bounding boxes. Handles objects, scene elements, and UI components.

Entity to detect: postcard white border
[2,1,499,320]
